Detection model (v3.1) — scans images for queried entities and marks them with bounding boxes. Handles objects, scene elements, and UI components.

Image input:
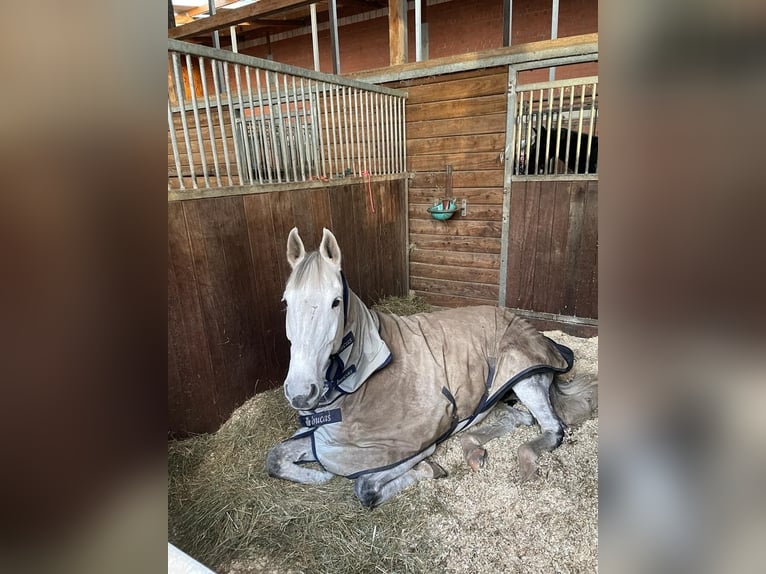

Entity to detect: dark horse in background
[524,125,599,175]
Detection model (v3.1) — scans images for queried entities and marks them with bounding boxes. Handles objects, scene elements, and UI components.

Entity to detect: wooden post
[168,0,176,28]
[388,0,408,66]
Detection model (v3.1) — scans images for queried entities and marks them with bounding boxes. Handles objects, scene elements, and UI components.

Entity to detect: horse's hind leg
[461,403,534,471]
[354,445,446,508]
[513,372,565,481]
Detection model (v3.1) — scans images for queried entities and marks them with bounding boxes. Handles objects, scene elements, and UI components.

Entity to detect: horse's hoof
[427,461,448,479]
[518,445,538,482]
[466,447,487,471]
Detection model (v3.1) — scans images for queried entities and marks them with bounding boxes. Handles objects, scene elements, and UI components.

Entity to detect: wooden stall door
[504,179,597,321]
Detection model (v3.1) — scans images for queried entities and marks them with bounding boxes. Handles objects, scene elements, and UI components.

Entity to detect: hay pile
[168,301,598,574]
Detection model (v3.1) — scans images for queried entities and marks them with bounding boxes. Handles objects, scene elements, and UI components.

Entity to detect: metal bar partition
[168,39,407,192]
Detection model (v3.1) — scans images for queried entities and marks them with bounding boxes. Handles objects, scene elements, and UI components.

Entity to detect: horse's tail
[550,374,598,426]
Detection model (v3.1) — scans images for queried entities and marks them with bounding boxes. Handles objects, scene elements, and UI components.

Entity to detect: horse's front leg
[266,435,334,484]
[353,445,446,508]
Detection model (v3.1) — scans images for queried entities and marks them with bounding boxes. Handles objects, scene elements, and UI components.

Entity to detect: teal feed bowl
[428,199,458,221]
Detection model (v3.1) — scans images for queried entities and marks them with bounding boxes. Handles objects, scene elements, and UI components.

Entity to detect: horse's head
[281,227,346,410]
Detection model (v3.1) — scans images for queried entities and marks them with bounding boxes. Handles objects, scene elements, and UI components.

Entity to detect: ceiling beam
[168,0,315,39]
[182,0,241,19]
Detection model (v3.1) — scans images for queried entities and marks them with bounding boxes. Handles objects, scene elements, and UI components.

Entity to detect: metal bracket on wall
[461,198,467,217]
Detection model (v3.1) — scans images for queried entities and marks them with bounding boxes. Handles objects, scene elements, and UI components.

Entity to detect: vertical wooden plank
[562,183,586,316]
[531,180,556,312]
[574,180,598,318]
[545,180,574,314]
[504,181,527,308]
[311,188,334,231]
[353,182,380,304]
[289,188,333,250]
[168,202,217,434]
[516,180,541,311]
[268,189,298,286]
[328,184,363,296]
[183,196,263,426]
[243,193,290,383]
[387,179,407,296]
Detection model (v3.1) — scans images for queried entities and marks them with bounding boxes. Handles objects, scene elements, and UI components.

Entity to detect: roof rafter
[168,0,315,39]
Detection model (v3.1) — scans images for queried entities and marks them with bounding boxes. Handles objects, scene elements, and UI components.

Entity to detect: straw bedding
[168,300,597,574]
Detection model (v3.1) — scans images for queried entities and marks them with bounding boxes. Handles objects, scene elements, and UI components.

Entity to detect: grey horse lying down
[267,228,598,508]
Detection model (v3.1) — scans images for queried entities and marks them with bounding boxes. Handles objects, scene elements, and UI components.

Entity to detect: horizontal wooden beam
[168,0,315,39]
[349,33,598,84]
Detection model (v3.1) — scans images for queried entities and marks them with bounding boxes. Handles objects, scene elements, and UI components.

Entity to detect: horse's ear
[319,228,342,270]
[286,227,306,269]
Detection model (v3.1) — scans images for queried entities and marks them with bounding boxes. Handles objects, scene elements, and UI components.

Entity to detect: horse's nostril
[291,385,321,409]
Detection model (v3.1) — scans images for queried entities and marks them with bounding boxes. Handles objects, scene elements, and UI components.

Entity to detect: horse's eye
[332,298,341,309]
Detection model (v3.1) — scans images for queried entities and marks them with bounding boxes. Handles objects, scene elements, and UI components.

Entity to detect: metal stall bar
[400,97,407,172]
[185,54,210,188]
[210,55,233,185]
[387,95,394,174]
[316,80,330,177]
[533,89,544,174]
[372,93,380,175]
[273,72,290,183]
[524,91,533,175]
[234,63,254,184]
[360,88,369,174]
[506,89,529,175]
[380,96,388,173]
[575,83,585,173]
[565,83,574,174]
[255,69,274,182]
[283,74,298,181]
[354,88,363,176]
[585,82,597,174]
[264,71,281,182]
[245,68,264,184]
[554,85,564,174]
[168,100,185,190]
[222,62,244,183]
[299,78,312,180]
[343,87,353,175]
[292,77,306,181]
[327,83,338,178]
[171,53,198,188]
[336,86,346,176]
[544,87,554,173]
[317,82,328,178]
[394,95,401,173]
[198,56,222,187]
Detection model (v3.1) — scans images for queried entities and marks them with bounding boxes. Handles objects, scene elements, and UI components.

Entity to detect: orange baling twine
[362,170,375,213]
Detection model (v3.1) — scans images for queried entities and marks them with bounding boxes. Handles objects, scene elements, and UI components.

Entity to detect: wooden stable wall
[401,68,508,307]
[396,66,598,330]
[168,178,407,435]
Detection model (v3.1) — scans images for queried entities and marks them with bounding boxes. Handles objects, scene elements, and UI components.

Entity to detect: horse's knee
[354,477,381,509]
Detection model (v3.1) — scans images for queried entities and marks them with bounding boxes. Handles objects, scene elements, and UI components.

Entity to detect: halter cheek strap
[341,270,349,326]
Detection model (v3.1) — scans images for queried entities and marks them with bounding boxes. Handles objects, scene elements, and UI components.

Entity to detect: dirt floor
[168,329,598,574]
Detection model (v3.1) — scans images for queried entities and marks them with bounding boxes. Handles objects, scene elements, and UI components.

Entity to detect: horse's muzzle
[289,383,321,410]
